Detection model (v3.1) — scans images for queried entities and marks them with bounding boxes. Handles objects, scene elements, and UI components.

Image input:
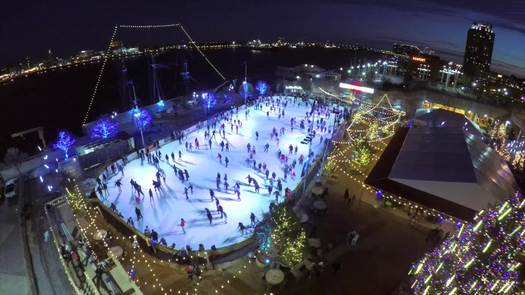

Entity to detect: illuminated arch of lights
[82,23,226,125]
[345,94,404,143]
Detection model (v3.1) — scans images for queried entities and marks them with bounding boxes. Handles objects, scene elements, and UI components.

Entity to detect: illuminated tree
[132,109,152,130]
[239,81,254,98]
[255,80,269,96]
[409,194,524,294]
[271,206,306,266]
[352,141,371,167]
[90,117,119,140]
[368,122,379,141]
[54,130,75,159]
[201,92,216,109]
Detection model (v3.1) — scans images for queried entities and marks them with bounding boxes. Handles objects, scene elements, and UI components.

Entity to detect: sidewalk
[0,185,31,295]
[283,171,434,294]
[23,174,74,295]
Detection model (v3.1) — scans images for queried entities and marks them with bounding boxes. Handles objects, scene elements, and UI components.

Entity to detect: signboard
[339,82,375,94]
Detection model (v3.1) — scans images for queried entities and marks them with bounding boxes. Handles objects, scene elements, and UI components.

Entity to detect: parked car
[3,179,16,199]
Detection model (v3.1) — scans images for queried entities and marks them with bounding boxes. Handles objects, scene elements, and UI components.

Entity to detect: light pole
[134,111,146,148]
[242,61,248,106]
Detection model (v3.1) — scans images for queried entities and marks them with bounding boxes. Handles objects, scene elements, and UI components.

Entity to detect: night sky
[1,0,524,77]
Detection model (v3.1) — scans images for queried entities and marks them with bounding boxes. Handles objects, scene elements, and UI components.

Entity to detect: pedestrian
[179,150,182,160]
[184,187,189,200]
[344,188,350,205]
[209,189,215,201]
[225,157,229,167]
[218,205,224,218]
[149,188,154,201]
[250,212,257,226]
[189,183,193,194]
[184,169,189,181]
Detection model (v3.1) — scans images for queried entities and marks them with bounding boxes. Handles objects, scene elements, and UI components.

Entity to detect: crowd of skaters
[96,94,339,251]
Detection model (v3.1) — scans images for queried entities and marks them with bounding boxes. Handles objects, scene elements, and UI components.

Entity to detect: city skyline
[1,0,524,77]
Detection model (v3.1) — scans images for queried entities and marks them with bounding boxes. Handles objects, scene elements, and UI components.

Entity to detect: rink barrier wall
[90,198,256,263]
[89,95,342,264]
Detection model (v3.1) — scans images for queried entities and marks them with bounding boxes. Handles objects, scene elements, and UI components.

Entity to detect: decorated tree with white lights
[409,193,525,294]
[271,206,306,267]
[352,141,371,167]
[368,121,380,141]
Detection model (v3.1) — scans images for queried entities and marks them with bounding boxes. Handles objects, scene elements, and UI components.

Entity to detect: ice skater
[209,189,215,201]
[206,209,213,224]
[238,222,246,235]
[250,212,257,226]
[115,179,122,192]
[218,205,225,219]
[180,218,186,234]
[135,207,143,221]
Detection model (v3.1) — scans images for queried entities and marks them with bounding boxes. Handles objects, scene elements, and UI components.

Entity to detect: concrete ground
[284,185,432,294]
[0,192,31,295]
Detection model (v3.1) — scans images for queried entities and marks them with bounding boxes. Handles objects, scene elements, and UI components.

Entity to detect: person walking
[184,187,189,200]
[250,212,257,226]
[344,188,350,205]
[149,188,154,201]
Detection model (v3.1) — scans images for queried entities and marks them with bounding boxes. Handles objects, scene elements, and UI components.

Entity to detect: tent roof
[366,109,518,220]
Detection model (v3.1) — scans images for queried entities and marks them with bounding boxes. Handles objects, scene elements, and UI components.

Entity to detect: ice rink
[98,96,337,249]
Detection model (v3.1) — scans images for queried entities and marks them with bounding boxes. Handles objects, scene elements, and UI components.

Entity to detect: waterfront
[0,47,382,155]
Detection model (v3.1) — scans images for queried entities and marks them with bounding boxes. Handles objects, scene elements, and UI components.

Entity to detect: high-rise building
[463,23,495,78]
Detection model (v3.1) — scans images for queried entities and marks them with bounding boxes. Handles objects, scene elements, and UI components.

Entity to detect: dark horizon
[1,0,524,77]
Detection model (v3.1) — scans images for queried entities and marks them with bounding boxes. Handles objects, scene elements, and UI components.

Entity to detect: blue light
[255,80,269,96]
[132,108,152,129]
[157,100,165,107]
[375,190,383,200]
[90,117,119,140]
[53,130,75,159]
[201,92,216,109]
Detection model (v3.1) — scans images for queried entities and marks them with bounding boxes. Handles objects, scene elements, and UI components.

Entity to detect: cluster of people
[96,93,338,253]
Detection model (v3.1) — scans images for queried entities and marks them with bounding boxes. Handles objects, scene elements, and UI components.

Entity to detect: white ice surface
[99,96,335,249]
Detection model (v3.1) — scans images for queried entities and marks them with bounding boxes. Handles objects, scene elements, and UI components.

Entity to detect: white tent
[368,109,518,220]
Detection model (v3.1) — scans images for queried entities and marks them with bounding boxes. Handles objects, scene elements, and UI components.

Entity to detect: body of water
[0,47,382,156]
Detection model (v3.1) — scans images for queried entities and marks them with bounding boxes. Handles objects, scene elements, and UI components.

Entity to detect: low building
[366,109,518,220]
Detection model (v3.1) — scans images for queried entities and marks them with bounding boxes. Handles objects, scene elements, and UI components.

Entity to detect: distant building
[389,43,443,82]
[463,23,495,78]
